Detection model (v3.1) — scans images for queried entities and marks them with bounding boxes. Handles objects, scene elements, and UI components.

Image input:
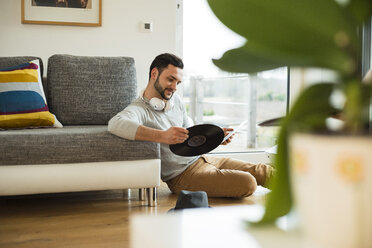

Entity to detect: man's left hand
[222,128,234,145]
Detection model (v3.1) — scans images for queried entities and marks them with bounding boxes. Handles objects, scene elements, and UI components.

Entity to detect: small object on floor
[168,190,210,212]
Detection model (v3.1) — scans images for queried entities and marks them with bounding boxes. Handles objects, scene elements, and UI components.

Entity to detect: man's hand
[222,128,234,145]
[162,127,189,144]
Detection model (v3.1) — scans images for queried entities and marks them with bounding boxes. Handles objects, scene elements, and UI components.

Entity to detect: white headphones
[141,89,174,112]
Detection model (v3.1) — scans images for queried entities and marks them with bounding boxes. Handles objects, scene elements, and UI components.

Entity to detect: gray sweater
[108,94,199,181]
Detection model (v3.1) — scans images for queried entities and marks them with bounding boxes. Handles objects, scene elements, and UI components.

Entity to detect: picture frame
[21,0,102,27]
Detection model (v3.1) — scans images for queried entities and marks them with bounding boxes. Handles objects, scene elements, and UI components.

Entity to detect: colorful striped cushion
[0,60,62,129]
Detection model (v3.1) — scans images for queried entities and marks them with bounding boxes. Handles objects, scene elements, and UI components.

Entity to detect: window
[182,0,288,153]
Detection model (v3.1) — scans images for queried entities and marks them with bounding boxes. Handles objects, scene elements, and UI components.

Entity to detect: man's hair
[149,53,184,80]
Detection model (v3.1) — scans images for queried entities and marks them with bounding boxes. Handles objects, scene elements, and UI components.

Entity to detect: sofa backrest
[47,54,137,125]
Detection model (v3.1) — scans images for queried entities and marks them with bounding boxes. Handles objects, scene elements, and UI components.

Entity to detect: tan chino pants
[166,155,274,198]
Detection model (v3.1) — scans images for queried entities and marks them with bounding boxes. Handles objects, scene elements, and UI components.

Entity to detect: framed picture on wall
[21,0,102,27]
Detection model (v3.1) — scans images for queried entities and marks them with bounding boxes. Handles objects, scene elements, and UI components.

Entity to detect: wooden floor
[0,182,270,248]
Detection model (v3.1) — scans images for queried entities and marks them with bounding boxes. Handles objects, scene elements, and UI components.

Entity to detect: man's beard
[154,75,173,100]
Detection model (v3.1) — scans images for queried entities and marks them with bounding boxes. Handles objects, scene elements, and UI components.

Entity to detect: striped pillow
[0,60,62,129]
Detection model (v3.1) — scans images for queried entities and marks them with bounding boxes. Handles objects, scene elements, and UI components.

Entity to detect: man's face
[153,65,183,100]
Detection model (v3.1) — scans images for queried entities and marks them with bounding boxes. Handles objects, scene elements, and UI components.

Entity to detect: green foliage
[207,0,372,223]
[259,92,286,101]
[260,83,337,223]
[203,109,215,116]
[208,0,364,76]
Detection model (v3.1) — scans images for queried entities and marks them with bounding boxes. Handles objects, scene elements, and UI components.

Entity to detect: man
[108,53,273,198]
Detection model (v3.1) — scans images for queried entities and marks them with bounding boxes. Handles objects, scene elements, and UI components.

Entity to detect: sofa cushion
[0,126,160,165]
[47,55,137,125]
[0,59,62,129]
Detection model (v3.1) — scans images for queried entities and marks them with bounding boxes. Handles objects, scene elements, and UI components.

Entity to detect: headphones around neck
[141,89,174,112]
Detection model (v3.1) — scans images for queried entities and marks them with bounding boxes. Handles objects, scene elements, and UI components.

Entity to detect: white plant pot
[290,134,372,248]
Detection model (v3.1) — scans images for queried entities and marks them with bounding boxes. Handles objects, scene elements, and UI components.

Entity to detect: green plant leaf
[346,0,372,24]
[213,42,353,74]
[258,83,336,224]
[207,0,359,49]
[287,84,338,129]
[212,46,285,73]
[342,80,372,133]
[208,0,360,74]
[256,124,291,224]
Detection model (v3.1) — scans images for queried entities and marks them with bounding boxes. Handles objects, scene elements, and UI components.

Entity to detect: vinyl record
[258,117,283,127]
[169,124,224,156]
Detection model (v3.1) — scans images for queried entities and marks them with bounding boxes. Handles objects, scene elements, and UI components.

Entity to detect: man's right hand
[162,127,189,144]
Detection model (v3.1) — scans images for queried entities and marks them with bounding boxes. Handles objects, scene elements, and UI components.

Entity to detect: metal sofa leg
[139,188,146,201]
[146,187,157,207]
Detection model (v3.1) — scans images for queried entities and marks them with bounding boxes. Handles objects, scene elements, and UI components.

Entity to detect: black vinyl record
[169,124,224,156]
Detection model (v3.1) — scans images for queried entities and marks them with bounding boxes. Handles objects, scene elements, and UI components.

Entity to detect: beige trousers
[166,155,274,198]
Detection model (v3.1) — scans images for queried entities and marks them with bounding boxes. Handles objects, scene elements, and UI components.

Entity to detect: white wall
[0,0,182,90]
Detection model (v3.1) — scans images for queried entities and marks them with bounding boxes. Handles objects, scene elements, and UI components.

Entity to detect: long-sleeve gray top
[108,94,199,181]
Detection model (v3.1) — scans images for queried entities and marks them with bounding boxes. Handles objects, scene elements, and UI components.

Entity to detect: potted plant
[207,0,372,247]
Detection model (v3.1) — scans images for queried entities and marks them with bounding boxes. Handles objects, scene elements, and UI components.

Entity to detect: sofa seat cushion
[0,125,160,165]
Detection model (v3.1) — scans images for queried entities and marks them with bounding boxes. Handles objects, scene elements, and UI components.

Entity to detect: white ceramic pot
[290,134,372,248]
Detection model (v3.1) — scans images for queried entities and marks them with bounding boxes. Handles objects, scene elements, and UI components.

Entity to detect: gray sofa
[0,55,161,206]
